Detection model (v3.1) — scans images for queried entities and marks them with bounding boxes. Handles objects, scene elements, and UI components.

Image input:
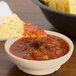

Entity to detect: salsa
[23,24,47,39]
[10,35,69,61]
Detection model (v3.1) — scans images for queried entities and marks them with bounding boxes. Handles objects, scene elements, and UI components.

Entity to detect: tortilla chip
[57,0,66,12]
[0,14,25,39]
[48,0,58,10]
[64,0,69,13]
[68,0,76,14]
[41,0,49,5]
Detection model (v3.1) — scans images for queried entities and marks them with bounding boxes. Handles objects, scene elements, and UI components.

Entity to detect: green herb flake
[44,45,51,50]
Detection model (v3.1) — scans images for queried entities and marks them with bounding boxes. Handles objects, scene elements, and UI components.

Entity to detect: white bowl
[5,30,74,75]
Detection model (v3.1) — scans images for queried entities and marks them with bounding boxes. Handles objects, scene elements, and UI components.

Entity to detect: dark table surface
[0,0,76,76]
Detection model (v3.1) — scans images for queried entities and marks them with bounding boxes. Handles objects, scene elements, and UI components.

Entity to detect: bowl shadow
[7,65,62,76]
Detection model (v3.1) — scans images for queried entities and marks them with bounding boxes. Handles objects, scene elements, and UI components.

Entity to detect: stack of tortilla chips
[41,0,76,14]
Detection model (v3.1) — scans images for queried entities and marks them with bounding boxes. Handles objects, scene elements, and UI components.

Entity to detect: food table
[0,0,76,76]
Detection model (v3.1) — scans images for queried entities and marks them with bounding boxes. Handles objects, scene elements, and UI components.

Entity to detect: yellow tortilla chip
[68,0,76,14]
[41,0,49,5]
[64,0,69,13]
[48,0,58,10]
[57,0,66,12]
[0,14,25,39]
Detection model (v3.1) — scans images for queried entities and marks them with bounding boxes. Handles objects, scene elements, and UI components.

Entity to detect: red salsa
[23,24,47,39]
[10,35,69,61]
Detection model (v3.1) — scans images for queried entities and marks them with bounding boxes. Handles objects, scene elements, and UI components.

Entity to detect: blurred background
[0,0,76,76]
[5,0,54,30]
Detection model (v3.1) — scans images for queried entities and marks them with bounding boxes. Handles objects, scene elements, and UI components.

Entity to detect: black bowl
[32,0,76,37]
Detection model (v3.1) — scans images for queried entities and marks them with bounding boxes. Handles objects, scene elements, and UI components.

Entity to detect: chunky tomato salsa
[23,24,47,39]
[10,35,69,61]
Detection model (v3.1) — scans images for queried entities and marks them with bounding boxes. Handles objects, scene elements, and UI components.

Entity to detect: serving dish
[5,30,74,75]
[33,0,76,37]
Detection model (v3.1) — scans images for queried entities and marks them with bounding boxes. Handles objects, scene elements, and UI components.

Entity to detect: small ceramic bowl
[5,30,74,75]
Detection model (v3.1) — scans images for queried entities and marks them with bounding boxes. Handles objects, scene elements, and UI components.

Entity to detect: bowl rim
[32,0,76,17]
[5,30,74,63]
